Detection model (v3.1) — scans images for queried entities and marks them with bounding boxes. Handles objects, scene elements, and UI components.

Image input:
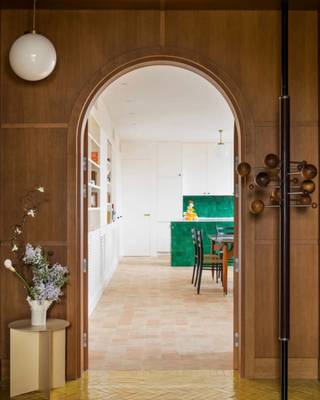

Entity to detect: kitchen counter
[171,219,234,266]
[171,217,234,222]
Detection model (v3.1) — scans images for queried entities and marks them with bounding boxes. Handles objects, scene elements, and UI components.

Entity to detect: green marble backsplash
[183,196,234,218]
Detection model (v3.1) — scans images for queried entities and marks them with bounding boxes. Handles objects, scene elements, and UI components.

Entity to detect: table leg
[223,244,228,294]
[39,330,51,400]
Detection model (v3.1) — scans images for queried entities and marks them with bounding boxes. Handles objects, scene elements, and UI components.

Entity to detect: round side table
[9,318,70,400]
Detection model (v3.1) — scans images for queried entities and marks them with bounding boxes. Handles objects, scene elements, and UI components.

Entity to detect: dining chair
[196,229,223,294]
[191,227,198,285]
[215,226,234,295]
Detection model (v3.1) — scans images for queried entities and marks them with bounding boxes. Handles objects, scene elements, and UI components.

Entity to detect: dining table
[208,234,234,295]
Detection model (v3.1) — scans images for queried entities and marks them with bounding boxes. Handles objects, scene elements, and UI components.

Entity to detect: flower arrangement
[4,186,69,305]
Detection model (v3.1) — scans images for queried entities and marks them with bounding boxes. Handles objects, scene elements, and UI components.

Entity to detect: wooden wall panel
[0,129,67,241]
[255,244,279,358]
[0,8,318,380]
[0,10,160,123]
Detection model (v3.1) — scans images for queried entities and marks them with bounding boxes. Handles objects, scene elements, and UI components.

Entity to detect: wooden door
[122,159,151,256]
[233,122,239,370]
[83,123,89,370]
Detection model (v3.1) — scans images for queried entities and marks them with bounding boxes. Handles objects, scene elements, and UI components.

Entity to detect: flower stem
[13,270,35,299]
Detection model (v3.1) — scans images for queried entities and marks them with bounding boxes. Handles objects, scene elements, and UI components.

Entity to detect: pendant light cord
[33,0,36,31]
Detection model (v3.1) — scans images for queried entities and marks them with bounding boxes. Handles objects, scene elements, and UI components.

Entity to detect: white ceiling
[101,65,234,143]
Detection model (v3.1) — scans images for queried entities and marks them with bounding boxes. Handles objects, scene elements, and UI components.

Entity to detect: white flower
[4,259,15,272]
[15,228,22,234]
[12,245,18,252]
[27,210,35,217]
[37,187,44,193]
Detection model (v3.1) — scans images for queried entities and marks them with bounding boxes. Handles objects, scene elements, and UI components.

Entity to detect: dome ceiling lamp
[214,129,229,158]
[9,0,57,81]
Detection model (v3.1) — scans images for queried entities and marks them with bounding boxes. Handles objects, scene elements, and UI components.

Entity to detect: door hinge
[235,258,239,273]
[235,156,239,170]
[84,333,87,347]
[235,183,239,198]
[235,332,239,347]
[83,184,87,199]
[83,156,87,171]
[83,258,87,273]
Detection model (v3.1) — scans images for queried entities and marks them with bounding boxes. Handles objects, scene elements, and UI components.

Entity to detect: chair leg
[212,265,214,281]
[194,260,199,287]
[191,260,197,284]
[197,264,203,294]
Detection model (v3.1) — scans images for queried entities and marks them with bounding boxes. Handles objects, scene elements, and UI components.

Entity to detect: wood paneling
[0,7,318,381]
[1,0,318,11]
[0,129,67,241]
[255,358,318,379]
[255,244,279,358]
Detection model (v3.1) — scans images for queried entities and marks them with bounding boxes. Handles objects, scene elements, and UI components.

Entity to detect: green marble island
[171,196,234,267]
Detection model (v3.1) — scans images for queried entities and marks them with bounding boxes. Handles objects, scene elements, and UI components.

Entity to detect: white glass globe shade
[215,143,229,158]
[9,33,57,81]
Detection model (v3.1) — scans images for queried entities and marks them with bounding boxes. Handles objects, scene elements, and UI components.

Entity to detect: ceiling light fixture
[214,130,229,158]
[9,0,57,81]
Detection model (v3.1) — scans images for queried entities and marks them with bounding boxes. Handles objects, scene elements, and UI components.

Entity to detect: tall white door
[122,159,151,256]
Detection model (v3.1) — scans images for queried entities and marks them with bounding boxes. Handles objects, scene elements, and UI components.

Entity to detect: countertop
[171,217,234,222]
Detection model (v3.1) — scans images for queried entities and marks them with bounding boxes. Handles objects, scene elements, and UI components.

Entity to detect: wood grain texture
[255,358,318,379]
[0,129,67,241]
[255,244,279,358]
[0,8,318,381]
[1,0,318,11]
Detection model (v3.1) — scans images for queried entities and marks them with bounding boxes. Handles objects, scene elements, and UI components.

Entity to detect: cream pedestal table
[9,318,70,399]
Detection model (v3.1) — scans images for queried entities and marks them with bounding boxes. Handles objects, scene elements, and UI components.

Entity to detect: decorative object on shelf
[107,192,111,203]
[91,171,96,185]
[9,0,57,81]
[91,151,99,164]
[91,192,98,207]
[3,186,69,326]
[183,200,199,221]
[214,130,228,158]
[112,204,116,222]
[107,210,111,225]
[237,2,317,399]
[107,170,111,182]
[107,158,111,162]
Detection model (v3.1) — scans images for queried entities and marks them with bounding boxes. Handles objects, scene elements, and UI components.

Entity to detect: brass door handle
[144,214,150,216]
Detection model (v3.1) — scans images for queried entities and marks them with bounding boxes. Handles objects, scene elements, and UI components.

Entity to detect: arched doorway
[66,47,253,380]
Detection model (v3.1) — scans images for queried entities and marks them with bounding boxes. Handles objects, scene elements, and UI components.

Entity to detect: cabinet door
[157,142,182,177]
[182,143,207,195]
[157,177,182,222]
[157,222,171,252]
[207,143,234,195]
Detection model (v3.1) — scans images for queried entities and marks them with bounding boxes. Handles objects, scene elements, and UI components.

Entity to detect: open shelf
[89,158,100,169]
[88,183,101,190]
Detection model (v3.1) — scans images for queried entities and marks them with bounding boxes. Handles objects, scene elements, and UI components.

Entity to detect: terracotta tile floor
[2,370,320,399]
[89,257,233,370]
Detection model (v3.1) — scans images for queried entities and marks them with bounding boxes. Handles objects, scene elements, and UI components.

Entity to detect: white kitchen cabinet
[182,143,207,195]
[157,142,182,177]
[157,222,171,252]
[207,143,233,195]
[183,142,233,195]
[157,177,182,221]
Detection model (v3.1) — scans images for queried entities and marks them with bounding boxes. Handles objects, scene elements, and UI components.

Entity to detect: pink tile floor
[89,257,233,370]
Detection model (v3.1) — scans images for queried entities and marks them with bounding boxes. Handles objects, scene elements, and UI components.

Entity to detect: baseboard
[88,257,119,317]
[157,252,171,257]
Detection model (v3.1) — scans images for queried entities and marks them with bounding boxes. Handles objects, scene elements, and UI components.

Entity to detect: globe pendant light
[214,130,229,158]
[9,0,57,81]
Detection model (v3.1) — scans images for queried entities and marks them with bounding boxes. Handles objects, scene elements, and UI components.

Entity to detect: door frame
[66,46,254,379]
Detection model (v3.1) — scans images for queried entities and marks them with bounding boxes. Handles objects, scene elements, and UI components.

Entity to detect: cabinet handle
[144,214,150,216]
[204,192,206,194]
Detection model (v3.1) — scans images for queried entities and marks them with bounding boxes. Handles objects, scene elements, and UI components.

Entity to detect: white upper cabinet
[182,143,207,195]
[183,142,233,195]
[157,142,182,177]
[157,177,182,221]
[207,143,233,195]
